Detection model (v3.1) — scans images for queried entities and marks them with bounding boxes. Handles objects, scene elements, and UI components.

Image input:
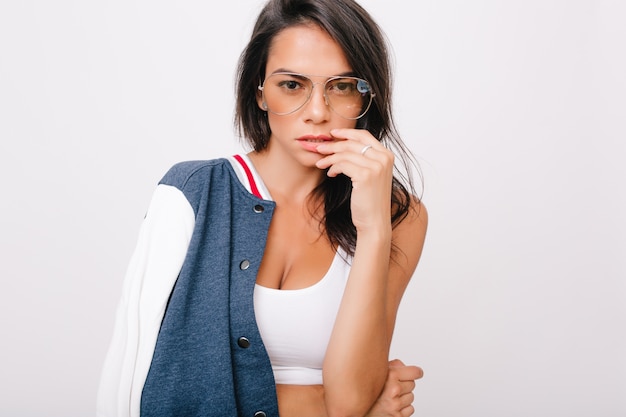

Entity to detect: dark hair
[235,0,421,256]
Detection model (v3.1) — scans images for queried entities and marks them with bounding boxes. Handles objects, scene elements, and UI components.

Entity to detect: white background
[1,0,624,416]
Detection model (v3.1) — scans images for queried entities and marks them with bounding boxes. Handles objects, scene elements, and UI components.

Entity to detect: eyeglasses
[258,72,375,120]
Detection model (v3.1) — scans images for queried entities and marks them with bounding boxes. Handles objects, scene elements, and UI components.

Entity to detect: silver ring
[360,145,373,155]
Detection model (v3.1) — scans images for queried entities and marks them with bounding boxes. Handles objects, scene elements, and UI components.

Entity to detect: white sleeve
[96,184,195,417]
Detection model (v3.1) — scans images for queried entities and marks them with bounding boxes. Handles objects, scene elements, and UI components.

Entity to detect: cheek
[266,112,359,133]
[336,118,358,130]
[341,119,357,129]
[266,113,288,132]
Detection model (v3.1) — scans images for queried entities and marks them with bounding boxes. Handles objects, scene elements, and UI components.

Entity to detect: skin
[248,24,428,417]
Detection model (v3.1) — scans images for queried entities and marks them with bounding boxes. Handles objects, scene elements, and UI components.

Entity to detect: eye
[328,79,358,95]
[279,81,298,90]
[335,82,355,92]
[278,80,302,90]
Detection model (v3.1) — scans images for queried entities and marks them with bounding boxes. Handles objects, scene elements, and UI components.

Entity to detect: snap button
[240,260,250,270]
[253,204,264,213]
[254,412,266,417]
[237,337,251,348]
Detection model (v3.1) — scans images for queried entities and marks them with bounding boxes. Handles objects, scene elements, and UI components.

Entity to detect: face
[257,24,358,167]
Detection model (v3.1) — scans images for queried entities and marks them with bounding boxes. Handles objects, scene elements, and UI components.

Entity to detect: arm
[276,360,424,417]
[96,184,194,417]
[315,129,428,417]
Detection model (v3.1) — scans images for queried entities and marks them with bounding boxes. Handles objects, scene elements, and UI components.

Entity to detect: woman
[97,0,427,416]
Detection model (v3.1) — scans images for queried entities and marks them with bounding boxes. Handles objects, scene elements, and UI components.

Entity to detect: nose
[302,83,330,123]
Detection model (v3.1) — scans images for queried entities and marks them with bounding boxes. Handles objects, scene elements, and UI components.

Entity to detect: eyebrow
[270,68,357,78]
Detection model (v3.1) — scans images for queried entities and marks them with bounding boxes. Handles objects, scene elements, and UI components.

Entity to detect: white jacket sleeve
[96,184,195,417]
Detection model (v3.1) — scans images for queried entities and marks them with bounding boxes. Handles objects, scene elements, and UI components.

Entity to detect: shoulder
[404,197,428,233]
[395,197,428,247]
[159,159,232,189]
[158,158,239,214]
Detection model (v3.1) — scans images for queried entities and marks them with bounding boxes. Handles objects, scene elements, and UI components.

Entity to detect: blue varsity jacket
[140,159,279,417]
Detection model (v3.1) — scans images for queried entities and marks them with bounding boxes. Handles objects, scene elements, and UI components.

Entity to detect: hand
[315,128,395,233]
[365,359,424,417]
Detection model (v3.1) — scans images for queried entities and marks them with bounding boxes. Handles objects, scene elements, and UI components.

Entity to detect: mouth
[297,135,333,143]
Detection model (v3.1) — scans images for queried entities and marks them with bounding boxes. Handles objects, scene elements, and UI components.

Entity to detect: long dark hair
[235,0,421,256]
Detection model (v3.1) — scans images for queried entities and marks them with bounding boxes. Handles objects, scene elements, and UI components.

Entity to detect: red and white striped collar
[229,154,273,201]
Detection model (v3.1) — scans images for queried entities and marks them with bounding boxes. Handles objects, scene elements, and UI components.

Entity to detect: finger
[382,391,414,417]
[315,141,392,176]
[315,148,390,180]
[394,366,424,381]
[330,127,378,142]
[396,379,416,396]
[400,404,415,417]
[323,128,386,153]
[382,377,412,398]
[315,138,384,158]
[315,148,380,172]
[390,365,424,381]
[397,391,415,408]
[323,157,379,179]
[324,156,391,182]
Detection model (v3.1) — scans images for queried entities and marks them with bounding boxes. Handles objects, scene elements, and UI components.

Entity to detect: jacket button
[253,204,264,213]
[254,412,266,417]
[237,337,251,348]
[240,260,250,270]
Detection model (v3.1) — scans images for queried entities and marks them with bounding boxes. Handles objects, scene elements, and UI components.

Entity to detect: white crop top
[253,248,351,385]
[230,154,352,385]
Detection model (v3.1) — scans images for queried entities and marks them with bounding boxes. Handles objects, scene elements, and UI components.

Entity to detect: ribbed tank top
[229,154,352,385]
[253,249,350,385]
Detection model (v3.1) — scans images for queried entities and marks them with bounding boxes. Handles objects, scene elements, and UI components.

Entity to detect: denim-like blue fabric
[140,159,279,417]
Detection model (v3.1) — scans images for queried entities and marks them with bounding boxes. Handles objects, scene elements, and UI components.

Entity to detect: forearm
[276,385,327,417]
[322,227,392,417]
[276,359,424,417]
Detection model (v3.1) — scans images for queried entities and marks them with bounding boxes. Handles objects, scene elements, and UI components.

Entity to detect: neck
[247,148,325,204]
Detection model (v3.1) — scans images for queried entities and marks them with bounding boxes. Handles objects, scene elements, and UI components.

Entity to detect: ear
[256,86,268,111]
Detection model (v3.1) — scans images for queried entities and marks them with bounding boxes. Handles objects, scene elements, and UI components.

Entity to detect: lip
[296,134,333,142]
[296,135,333,153]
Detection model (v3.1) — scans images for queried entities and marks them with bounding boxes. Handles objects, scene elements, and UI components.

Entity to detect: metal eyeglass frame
[257,72,376,120]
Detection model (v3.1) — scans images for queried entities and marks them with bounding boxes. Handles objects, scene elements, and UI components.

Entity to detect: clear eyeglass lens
[261,73,373,119]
